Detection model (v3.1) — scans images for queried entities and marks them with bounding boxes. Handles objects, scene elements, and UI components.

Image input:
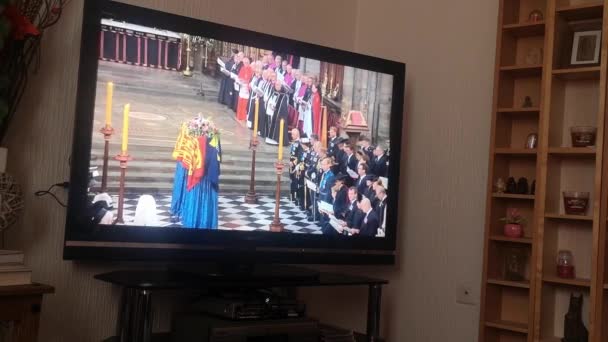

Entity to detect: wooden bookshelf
[479,1,547,341]
[481,0,608,341]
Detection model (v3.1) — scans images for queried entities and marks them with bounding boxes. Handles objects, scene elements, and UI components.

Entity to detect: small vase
[504,224,523,238]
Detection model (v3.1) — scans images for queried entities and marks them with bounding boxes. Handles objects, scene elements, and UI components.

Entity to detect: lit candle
[278,118,284,160]
[121,103,130,153]
[253,98,259,138]
[105,82,114,127]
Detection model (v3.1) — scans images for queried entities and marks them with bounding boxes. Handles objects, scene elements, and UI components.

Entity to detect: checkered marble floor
[111,194,323,234]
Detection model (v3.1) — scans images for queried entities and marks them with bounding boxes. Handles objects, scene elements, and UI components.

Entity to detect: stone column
[341,66,355,121]
[376,74,393,145]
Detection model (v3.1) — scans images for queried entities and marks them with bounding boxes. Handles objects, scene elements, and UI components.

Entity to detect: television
[63,0,406,265]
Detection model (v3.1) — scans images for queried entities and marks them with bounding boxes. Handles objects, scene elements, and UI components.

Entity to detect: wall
[300,0,498,341]
[3,1,356,341]
[5,0,499,341]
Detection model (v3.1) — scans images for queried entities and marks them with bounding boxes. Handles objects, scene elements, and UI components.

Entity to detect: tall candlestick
[121,103,130,153]
[278,118,284,160]
[105,82,114,127]
[253,98,259,138]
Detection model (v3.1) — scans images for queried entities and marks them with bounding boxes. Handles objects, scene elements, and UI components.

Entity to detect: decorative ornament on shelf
[525,47,543,65]
[557,250,575,279]
[530,179,536,195]
[516,177,529,194]
[563,191,589,215]
[499,207,526,238]
[522,96,533,108]
[0,0,70,141]
[495,177,506,193]
[563,293,588,342]
[504,246,526,281]
[525,133,538,149]
[570,126,596,147]
[505,177,517,194]
[528,9,544,22]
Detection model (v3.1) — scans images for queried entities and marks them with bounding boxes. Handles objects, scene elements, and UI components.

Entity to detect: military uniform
[304,149,319,220]
[289,138,303,204]
[296,145,311,210]
[327,136,340,158]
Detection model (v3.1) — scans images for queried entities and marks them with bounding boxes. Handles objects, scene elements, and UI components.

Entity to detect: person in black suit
[357,136,375,161]
[374,185,388,229]
[364,175,379,205]
[319,175,346,232]
[355,163,371,200]
[218,49,239,106]
[327,126,340,158]
[341,144,358,186]
[289,129,303,204]
[350,198,379,237]
[343,187,364,229]
[371,145,389,178]
[331,174,349,219]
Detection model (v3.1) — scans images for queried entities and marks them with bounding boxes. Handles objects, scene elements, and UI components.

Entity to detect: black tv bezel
[64,0,406,264]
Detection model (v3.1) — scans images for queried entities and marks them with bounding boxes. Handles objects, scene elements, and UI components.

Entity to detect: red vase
[504,224,523,238]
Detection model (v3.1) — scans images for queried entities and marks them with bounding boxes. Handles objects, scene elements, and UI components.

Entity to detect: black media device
[64,0,406,265]
[171,315,319,342]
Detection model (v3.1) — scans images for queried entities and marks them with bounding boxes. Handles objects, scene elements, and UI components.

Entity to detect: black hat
[337,137,348,144]
[335,173,348,182]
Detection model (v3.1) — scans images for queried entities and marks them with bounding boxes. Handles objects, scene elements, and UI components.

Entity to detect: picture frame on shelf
[570,30,601,65]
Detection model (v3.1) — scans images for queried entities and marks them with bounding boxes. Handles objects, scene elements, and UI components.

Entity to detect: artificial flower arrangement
[0,0,69,139]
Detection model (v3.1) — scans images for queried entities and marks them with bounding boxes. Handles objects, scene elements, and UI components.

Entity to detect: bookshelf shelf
[500,65,543,77]
[542,275,591,288]
[503,22,546,37]
[485,320,528,334]
[492,193,535,200]
[489,235,533,244]
[552,66,601,80]
[556,2,604,21]
[487,278,531,289]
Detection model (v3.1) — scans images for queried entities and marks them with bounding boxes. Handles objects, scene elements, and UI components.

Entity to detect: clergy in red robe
[236,57,253,122]
[312,83,322,136]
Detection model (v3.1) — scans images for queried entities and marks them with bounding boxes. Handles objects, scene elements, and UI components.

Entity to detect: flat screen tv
[64,0,405,264]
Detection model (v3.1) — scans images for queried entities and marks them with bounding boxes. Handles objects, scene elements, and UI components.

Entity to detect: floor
[114,193,323,234]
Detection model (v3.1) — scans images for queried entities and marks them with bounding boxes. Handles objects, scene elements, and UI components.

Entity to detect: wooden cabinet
[480,0,608,341]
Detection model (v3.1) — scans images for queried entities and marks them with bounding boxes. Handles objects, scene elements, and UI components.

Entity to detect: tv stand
[168,263,320,282]
[95,266,386,342]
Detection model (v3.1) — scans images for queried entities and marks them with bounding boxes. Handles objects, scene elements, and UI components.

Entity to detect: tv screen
[64,0,405,264]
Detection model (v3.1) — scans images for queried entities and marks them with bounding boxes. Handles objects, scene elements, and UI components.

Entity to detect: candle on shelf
[278,119,284,160]
[105,82,114,127]
[121,103,130,154]
[253,98,259,138]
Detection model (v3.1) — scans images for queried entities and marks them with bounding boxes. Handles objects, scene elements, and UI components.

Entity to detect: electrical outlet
[456,284,476,305]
